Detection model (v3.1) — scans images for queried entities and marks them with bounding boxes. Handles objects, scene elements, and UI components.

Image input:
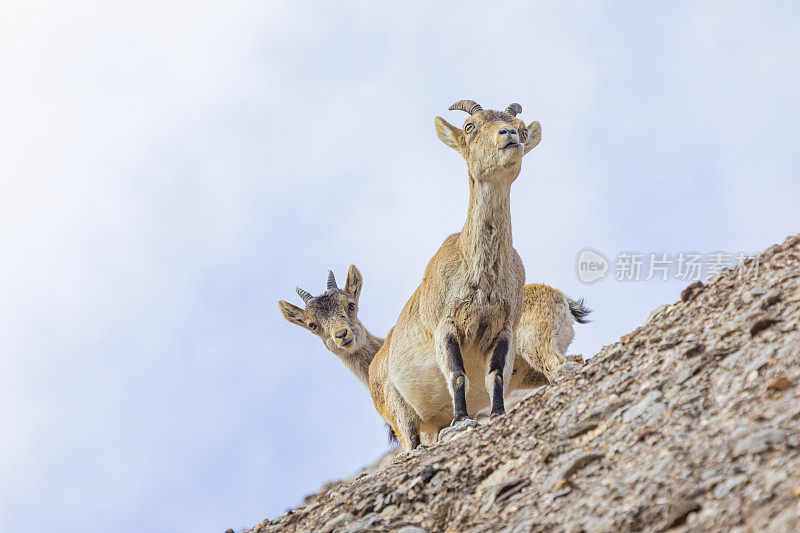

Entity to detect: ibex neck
[460,178,513,268]
[341,328,383,388]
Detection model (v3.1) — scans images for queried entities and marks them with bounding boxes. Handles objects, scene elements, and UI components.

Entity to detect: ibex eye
[464,123,476,134]
[308,323,318,331]
[348,302,356,311]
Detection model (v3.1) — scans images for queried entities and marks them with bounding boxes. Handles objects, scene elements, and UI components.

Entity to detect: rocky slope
[249,235,800,532]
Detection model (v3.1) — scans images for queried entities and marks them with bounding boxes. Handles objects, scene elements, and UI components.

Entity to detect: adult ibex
[368,101,543,449]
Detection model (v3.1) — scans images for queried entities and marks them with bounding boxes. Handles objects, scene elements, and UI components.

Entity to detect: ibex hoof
[451,415,472,426]
[489,410,506,420]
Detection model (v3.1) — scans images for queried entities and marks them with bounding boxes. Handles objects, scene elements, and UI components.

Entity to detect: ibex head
[435,100,541,184]
[279,265,365,355]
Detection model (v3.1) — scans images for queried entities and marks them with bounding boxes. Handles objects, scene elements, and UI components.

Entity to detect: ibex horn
[505,103,522,117]
[448,100,483,115]
[296,287,313,304]
[327,270,338,291]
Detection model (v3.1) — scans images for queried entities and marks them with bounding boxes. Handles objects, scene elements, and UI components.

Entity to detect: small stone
[623,390,666,423]
[379,504,400,518]
[637,428,660,442]
[719,326,741,339]
[353,498,371,512]
[503,520,537,533]
[320,512,354,533]
[675,365,694,384]
[661,330,682,348]
[566,413,601,438]
[373,493,385,512]
[713,474,748,498]
[762,289,783,308]
[393,445,428,463]
[765,470,789,492]
[744,354,771,376]
[551,485,572,499]
[750,313,778,335]
[419,465,437,484]
[547,451,604,488]
[646,304,669,325]
[427,470,449,489]
[684,343,705,358]
[767,376,792,391]
[553,361,581,381]
[438,418,480,442]
[681,281,704,302]
[563,451,604,477]
[664,499,701,528]
[344,515,383,533]
[494,479,530,505]
[476,459,523,511]
[396,527,428,533]
[733,429,789,457]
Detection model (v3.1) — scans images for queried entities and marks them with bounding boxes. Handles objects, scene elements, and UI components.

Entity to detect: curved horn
[327,270,338,291]
[296,287,313,304]
[448,100,483,115]
[505,103,522,117]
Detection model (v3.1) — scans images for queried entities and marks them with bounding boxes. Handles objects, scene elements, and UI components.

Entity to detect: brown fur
[281,273,587,447]
[367,102,543,449]
[514,284,574,381]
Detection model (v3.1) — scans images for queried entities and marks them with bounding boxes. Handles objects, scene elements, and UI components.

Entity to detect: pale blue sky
[1,2,799,532]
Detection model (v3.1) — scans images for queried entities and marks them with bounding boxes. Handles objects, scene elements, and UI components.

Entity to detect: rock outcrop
[250,235,800,532]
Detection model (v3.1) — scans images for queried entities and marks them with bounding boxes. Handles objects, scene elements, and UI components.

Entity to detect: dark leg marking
[408,429,421,449]
[446,334,469,422]
[489,338,508,417]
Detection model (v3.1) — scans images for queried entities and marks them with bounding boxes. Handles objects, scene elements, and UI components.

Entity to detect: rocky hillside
[249,235,800,533]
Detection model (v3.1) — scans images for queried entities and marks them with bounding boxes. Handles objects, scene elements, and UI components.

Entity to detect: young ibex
[368,100,543,449]
[280,267,590,446]
[278,266,382,388]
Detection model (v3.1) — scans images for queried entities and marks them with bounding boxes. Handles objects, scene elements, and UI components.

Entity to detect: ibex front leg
[486,330,512,418]
[387,385,421,450]
[436,319,470,423]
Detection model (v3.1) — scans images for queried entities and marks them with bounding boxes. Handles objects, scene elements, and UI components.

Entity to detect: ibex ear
[279,300,306,328]
[523,121,541,154]
[345,264,363,302]
[435,116,466,152]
